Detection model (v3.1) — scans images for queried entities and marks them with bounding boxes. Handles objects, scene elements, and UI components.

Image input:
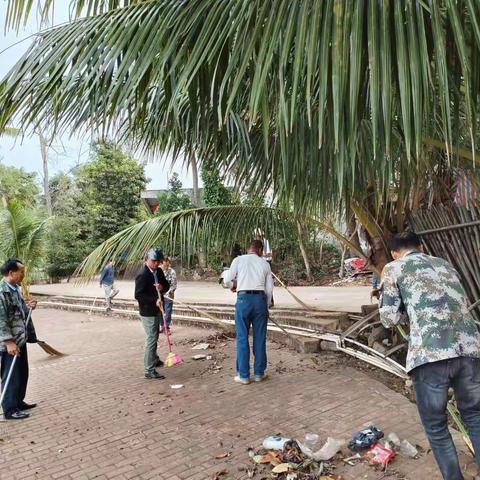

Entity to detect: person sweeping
[134,248,170,380]
[0,258,38,420]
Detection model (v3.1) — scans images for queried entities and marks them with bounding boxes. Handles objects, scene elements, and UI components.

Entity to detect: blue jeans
[235,292,268,380]
[411,357,480,480]
[163,298,173,328]
[1,344,29,416]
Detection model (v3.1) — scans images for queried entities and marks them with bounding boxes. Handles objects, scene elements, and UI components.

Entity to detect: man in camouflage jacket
[0,258,38,420]
[379,232,480,480]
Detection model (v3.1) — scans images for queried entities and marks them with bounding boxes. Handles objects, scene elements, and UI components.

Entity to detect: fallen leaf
[253,455,264,464]
[215,452,231,459]
[259,452,282,464]
[272,463,290,474]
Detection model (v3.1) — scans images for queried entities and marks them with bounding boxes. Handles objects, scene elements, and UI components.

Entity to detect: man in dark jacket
[0,258,38,419]
[134,248,170,379]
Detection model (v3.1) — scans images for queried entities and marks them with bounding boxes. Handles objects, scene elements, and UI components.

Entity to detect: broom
[155,285,182,367]
[27,300,65,357]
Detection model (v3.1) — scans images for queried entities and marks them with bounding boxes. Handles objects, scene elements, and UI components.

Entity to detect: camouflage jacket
[163,267,177,298]
[0,279,37,352]
[379,251,480,372]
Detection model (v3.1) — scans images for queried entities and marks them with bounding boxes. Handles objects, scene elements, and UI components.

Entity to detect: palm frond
[2,1,480,216]
[0,200,50,286]
[75,205,365,280]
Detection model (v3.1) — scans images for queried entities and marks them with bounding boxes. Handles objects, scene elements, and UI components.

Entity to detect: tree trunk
[190,152,201,207]
[39,129,52,216]
[297,221,313,282]
[190,153,207,268]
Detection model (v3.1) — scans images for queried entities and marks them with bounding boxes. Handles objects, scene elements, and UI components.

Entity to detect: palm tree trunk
[39,129,52,216]
[191,152,201,207]
[190,153,207,268]
[297,221,313,282]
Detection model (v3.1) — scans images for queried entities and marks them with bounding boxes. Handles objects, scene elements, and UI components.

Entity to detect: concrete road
[31,280,373,312]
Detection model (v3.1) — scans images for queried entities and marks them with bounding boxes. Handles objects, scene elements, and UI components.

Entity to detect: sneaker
[253,374,268,383]
[105,307,112,313]
[234,375,250,385]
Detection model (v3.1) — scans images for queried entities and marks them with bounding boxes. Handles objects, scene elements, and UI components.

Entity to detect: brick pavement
[0,309,474,480]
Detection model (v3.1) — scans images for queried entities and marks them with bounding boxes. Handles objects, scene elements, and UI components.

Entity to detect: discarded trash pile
[249,427,419,479]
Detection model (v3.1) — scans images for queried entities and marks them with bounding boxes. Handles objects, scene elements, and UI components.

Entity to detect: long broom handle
[0,308,32,409]
[154,284,173,352]
[0,355,18,408]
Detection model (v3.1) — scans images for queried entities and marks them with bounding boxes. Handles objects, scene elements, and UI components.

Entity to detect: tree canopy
[2,0,480,216]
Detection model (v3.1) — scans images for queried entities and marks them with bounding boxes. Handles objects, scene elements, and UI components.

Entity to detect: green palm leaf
[2,0,480,218]
[75,205,368,280]
[0,200,51,289]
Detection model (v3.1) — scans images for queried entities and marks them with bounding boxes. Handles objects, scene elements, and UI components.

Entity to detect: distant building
[141,188,203,213]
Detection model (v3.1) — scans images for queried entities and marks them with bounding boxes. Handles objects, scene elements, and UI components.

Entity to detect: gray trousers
[103,284,119,308]
[140,315,163,374]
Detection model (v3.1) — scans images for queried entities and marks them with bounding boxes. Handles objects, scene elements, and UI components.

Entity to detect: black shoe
[4,410,29,420]
[155,359,164,368]
[18,402,37,410]
[144,371,165,380]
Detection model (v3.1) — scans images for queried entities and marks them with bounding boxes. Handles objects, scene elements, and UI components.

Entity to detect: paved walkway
[0,308,475,479]
[31,281,372,313]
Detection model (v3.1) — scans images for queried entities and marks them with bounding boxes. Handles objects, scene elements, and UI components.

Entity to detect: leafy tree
[45,216,87,281]
[76,142,147,248]
[0,162,40,207]
[156,172,193,214]
[201,162,232,207]
[49,172,77,216]
[44,173,87,279]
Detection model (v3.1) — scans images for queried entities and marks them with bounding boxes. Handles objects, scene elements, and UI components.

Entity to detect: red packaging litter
[363,442,396,466]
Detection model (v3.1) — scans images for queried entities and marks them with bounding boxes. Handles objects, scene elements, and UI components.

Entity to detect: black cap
[146,248,164,261]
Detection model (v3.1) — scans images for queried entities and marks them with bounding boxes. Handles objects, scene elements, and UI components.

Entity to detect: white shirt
[228,253,274,306]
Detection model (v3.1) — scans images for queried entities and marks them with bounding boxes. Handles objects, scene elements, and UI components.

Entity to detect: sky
[0,2,194,190]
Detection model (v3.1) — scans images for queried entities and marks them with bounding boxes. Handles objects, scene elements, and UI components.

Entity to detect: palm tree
[1,0,480,270]
[0,200,50,295]
[75,204,369,280]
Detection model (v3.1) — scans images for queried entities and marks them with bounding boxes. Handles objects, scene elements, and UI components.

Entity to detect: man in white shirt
[228,240,274,385]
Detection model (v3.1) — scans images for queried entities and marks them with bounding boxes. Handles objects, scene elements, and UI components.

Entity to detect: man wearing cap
[134,248,170,379]
[228,239,274,385]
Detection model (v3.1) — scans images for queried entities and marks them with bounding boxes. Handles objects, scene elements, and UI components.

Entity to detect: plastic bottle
[262,436,290,450]
[387,432,401,447]
[304,433,320,450]
[400,439,418,458]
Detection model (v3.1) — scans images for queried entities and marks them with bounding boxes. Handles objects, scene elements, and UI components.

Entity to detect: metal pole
[0,355,18,408]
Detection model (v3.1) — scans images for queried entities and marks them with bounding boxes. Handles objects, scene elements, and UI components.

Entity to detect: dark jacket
[134,265,170,317]
[0,279,37,352]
